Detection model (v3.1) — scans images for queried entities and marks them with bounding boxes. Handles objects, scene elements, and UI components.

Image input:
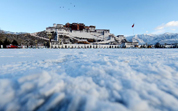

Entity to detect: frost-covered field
[0,49,178,111]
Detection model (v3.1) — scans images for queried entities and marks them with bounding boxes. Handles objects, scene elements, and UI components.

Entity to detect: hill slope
[0,30,48,46]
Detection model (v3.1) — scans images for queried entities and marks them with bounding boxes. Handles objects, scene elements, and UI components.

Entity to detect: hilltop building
[46,23,111,44]
[45,23,140,49]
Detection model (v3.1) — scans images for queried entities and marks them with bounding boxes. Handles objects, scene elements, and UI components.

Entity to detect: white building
[121,42,139,48]
[46,23,112,43]
[164,44,174,48]
[95,29,110,35]
[45,23,127,48]
[89,26,95,31]
[56,24,63,28]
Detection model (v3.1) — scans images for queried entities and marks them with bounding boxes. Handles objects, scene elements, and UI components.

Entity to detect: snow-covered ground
[1,49,178,111]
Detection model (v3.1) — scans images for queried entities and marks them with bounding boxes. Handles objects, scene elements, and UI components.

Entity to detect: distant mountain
[4,31,27,35]
[126,33,178,45]
[0,29,27,35]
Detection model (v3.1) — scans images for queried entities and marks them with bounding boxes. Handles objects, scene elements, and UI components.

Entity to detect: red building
[64,23,87,31]
[64,23,71,28]
[72,23,78,30]
[79,23,85,30]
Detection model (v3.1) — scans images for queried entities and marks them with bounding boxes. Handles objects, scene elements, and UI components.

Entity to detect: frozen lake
[0,49,178,111]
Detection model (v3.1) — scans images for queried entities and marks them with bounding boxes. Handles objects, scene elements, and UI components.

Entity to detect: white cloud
[171,29,176,31]
[152,29,165,34]
[155,26,164,30]
[146,31,148,33]
[155,21,178,30]
[153,21,178,34]
[166,21,178,27]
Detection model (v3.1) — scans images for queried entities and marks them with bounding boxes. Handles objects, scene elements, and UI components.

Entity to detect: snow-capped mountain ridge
[4,31,27,35]
[0,29,27,35]
[126,33,178,45]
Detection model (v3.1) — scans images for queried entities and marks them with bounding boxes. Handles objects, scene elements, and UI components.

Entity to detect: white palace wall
[51,44,120,49]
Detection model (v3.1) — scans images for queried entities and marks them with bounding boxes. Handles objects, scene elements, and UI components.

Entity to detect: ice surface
[1,49,178,111]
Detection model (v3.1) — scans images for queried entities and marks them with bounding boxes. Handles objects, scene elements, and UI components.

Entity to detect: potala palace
[45,23,138,48]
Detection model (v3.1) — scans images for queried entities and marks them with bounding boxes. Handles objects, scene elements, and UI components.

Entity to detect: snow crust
[1,49,178,111]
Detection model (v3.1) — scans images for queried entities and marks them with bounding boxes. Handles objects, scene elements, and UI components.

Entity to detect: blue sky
[0,0,178,36]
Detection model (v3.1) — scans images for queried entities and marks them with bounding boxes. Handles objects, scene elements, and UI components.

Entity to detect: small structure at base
[121,42,139,48]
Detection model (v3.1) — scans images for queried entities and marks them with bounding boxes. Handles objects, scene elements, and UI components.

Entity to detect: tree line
[0,38,18,48]
[0,30,18,48]
[0,38,51,48]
